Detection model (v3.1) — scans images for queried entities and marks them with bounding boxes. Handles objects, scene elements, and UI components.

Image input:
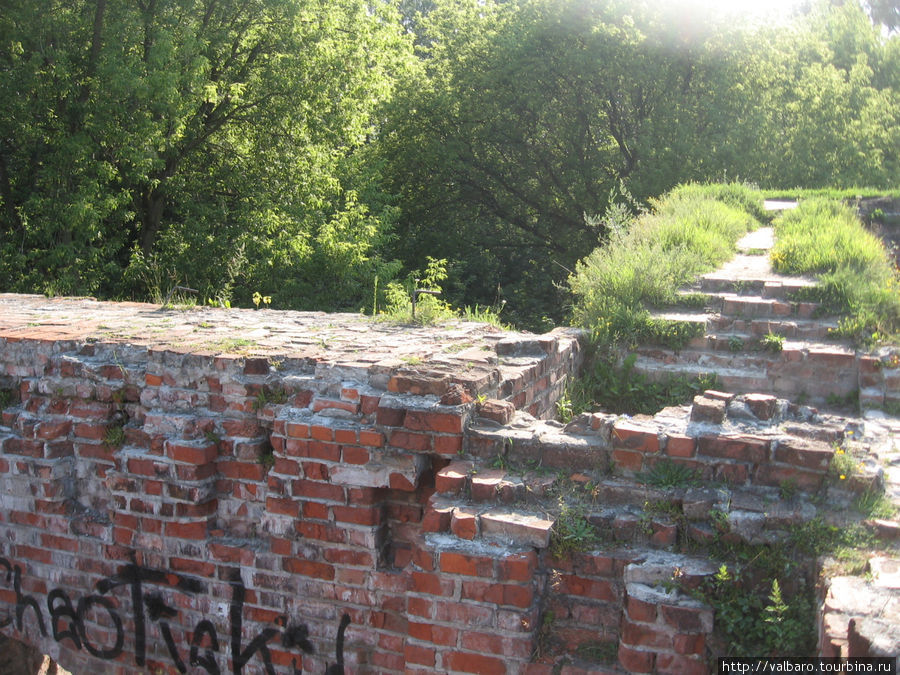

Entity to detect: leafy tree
[0,0,413,308]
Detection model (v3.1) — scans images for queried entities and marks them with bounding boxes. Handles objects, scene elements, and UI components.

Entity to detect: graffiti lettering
[0,557,348,674]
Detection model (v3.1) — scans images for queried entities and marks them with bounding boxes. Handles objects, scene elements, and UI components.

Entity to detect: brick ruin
[0,294,897,674]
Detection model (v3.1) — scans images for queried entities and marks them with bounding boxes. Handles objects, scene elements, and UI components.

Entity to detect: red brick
[612,448,644,472]
[376,405,406,427]
[285,422,309,439]
[621,619,671,649]
[145,373,163,386]
[626,594,657,623]
[323,549,375,567]
[302,461,329,481]
[292,479,345,502]
[412,572,453,596]
[673,632,706,655]
[714,463,749,485]
[774,438,833,471]
[166,441,218,464]
[45,440,74,458]
[556,575,617,602]
[303,501,329,520]
[170,558,215,576]
[360,395,380,415]
[619,642,655,673]
[273,457,300,475]
[243,357,269,375]
[266,497,300,517]
[435,461,470,494]
[312,398,358,415]
[165,521,207,539]
[461,581,533,608]
[41,534,78,552]
[660,604,712,633]
[444,652,506,674]
[389,472,417,491]
[698,435,768,463]
[310,425,334,442]
[498,552,537,583]
[341,446,369,465]
[451,509,478,539]
[283,559,335,580]
[36,420,72,439]
[405,410,463,434]
[332,505,381,526]
[612,421,660,453]
[388,430,432,452]
[434,435,463,454]
[440,552,495,577]
[405,644,435,666]
[754,464,824,491]
[359,429,384,447]
[307,441,340,461]
[666,434,696,458]
[284,438,309,457]
[408,597,432,618]
[295,521,345,543]
[334,428,356,444]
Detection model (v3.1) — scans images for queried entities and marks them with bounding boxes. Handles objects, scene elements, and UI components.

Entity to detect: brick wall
[0,305,587,675]
[1,296,886,674]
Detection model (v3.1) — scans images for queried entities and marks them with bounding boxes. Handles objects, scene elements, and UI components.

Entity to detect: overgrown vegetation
[559,344,718,420]
[772,199,900,345]
[570,183,763,347]
[1,0,897,326]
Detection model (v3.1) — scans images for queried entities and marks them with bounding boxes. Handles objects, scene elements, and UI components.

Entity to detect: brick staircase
[630,224,899,409]
[412,389,896,672]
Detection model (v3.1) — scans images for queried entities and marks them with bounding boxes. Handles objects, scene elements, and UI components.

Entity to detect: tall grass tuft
[771,199,899,345]
[570,182,763,346]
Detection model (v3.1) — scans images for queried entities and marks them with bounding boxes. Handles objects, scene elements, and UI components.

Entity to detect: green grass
[570,182,763,347]
[771,199,900,345]
[762,187,900,201]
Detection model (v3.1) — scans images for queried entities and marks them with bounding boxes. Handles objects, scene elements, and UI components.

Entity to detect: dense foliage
[0,0,412,307]
[0,0,897,324]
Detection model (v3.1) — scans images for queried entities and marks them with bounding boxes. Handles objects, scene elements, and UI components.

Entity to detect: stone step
[628,357,825,400]
[430,458,835,551]
[707,317,838,341]
[674,290,822,318]
[696,275,817,299]
[651,309,837,342]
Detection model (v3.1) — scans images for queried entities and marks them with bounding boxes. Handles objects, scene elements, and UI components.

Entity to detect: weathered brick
[665,433,696,458]
[690,395,727,423]
[697,434,768,463]
[451,508,479,540]
[621,620,671,650]
[440,552,495,577]
[774,437,833,471]
[612,421,660,453]
[405,409,463,434]
[388,430,432,452]
[435,460,471,494]
[443,651,506,674]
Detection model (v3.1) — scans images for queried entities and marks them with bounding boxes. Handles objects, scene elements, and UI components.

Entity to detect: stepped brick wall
[1,295,897,674]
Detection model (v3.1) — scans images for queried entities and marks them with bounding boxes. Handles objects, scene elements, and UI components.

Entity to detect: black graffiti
[0,557,348,674]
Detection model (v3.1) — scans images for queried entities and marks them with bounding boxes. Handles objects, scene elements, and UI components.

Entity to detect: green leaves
[0,0,415,310]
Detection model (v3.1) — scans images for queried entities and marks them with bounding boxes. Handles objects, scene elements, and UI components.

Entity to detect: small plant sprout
[252,292,272,309]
